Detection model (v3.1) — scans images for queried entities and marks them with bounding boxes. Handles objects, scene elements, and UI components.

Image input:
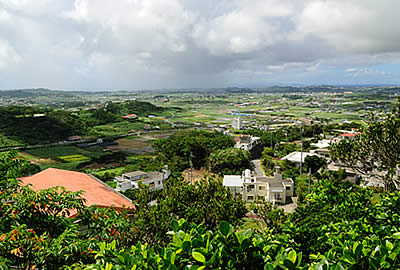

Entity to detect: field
[23,145,105,170]
[25,146,84,158]
[107,137,153,150]
[58,155,91,163]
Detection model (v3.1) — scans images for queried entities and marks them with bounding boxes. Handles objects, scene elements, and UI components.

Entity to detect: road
[251,159,265,176]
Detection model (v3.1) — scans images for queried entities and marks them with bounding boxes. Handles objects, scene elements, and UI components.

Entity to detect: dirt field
[107,138,152,150]
[181,168,218,183]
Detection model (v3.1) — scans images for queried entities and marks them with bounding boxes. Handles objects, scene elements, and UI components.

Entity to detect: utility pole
[189,152,194,185]
[308,167,312,194]
[300,126,304,175]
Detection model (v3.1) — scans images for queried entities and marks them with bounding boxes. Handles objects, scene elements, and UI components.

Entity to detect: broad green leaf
[219,221,232,237]
[192,252,206,263]
[264,263,274,270]
[171,219,179,232]
[288,250,296,264]
[386,241,393,251]
[168,265,177,270]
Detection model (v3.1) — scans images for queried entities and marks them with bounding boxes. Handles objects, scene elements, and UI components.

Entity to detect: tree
[304,155,327,175]
[331,99,400,190]
[125,175,247,246]
[261,155,275,176]
[251,200,287,233]
[208,148,252,175]
[152,130,234,171]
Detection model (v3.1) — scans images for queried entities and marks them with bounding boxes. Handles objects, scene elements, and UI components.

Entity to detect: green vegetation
[208,148,252,175]
[331,99,400,190]
[152,130,235,171]
[0,108,85,145]
[123,176,247,246]
[0,100,178,147]
[2,90,400,268]
[26,146,85,158]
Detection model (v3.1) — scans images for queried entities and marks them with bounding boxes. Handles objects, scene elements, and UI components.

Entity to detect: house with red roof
[123,114,137,119]
[20,168,134,217]
[338,132,358,138]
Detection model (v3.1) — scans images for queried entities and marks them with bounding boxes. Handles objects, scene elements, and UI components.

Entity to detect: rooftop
[123,171,147,177]
[281,151,316,163]
[21,168,134,216]
[223,175,244,187]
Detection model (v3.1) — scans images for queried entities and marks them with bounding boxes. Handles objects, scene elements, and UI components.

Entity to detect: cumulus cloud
[0,40,20,69]
[0,0,399,89]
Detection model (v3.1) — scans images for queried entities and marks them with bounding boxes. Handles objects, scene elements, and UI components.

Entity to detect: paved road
[251,159,265,176]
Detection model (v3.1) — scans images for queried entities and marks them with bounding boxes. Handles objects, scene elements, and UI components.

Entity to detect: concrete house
[115,165,170,192]
[223,167,294,205]
[234,135,260,151]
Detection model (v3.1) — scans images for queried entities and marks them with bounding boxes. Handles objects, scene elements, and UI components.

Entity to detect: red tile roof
[123,114,137,119]
[21,168,134,214]
[339,133,358,137]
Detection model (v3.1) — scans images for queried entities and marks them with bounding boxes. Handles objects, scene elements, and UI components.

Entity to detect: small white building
[310,139,331,149]
[232,117,243,130]
[115,166,170,192]
[281,151,317,168]
[222,175,244,198]
[234,135,260,151]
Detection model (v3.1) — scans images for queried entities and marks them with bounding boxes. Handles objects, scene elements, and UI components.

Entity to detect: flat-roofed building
[222,175,244,198]
[115,165,170,192]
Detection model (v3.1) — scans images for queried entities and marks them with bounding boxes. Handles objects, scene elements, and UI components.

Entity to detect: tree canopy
[208,147,252,175]
[331,99,400,190]
[152,130,234,171]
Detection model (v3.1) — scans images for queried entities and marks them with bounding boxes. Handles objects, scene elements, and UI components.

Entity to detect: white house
[223,167,294,205]
[115,165,170,192]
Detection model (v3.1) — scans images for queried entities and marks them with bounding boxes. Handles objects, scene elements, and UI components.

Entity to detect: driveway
[251,159,265,176]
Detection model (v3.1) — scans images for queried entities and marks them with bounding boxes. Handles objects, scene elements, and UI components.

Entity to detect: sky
[0,0,399,90]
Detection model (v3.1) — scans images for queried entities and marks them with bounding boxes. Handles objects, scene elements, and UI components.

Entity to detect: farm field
[23,145,105,170]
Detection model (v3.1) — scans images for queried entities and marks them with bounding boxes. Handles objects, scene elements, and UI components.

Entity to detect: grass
[40,162,82,171]
[26,146,83,158]
[25,145,104,159]
[59,155,91,163]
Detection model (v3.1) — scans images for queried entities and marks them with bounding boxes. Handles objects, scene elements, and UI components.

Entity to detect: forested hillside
[0,100,178,146]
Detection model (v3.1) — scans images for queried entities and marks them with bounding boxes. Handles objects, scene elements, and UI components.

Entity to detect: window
[158,181,161,185]
[259,186,264,190]
[274,193,281,201]
[247,196,254,201]
[285,186,291,191]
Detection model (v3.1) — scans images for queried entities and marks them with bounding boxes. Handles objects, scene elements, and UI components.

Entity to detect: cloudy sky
[0,0,399,90]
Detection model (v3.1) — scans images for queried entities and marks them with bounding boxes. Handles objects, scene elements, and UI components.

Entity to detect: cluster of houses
[18,124,384,213]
